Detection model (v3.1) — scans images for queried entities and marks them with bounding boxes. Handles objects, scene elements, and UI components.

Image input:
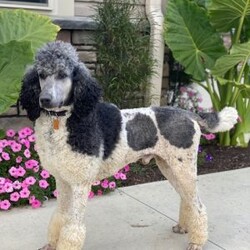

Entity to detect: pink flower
[13,180,22,190]
[25,159,39,169]
[0,148,2,153]
[0,186,5,194]
[11,143,22,152]
[109,181,116,189]
[28,135,36,142]
[29,195,36,204]
[25,176,36,185]
[6,129,16,137]
[114,172,121,180]
[8,166,18,178]
[88,191,95,199]
[23,127,33,136]
[20,188,30,198]
[24,149,31,158]
[202,133,216,141]
[120,173,127,180]
[180,87,187,93]
[33,166,39,173]
[101,180,109,189]
[0,200,11,210]
[4,182,13,193]
[1,152,10,161]
[0,177,5,185]
[92,180,101,186]
[10,192,20,202]
[16,156,22,163]
[124,165,130,172]
[21,181,29,189]
[31,199,41,209]
[0,139,8,148]
[22,139,30,149]
[16,166,26,177]
[8,140,16,146]
[18,129,28,139]
[97,190,103,196]
[40,170,50,179]
[39,180,49,189]
[53,190,59,197]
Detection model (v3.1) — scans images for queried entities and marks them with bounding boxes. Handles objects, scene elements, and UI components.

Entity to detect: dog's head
[20,41,102,121]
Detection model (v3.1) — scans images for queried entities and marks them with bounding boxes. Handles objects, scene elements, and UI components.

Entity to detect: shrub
[94,0,154,108]
[0,127,129,210]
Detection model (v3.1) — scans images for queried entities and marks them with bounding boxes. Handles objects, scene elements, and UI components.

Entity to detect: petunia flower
[12,180,22,190]
[101,180,109,189]
[11,143,22,152]
[10,192,20,202]
[25,159,39,169]
[6,129,16,137]
[0,200,11,210]
[113,172,121,180]
[0,177,5,185]
[20,188,30,198]
[16,156,22,163]
[25,176,36,186]
[1,152,10,161]
[31,199,41,209]
[39,180,49,189]
[16,166,26,177]
[88,191,95,199]
[8,166,18,178]
[28,135,36,142]
[123,165,130,172]
[4,182,13,193]
[40,170,50,179]
[24,149,31,158]
[120,173,127,180]
[109,181,116,189]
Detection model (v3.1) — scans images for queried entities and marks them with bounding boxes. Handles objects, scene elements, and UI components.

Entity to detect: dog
[20,41,238,250]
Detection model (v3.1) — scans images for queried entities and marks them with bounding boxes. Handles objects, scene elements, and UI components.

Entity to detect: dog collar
[43,110,68,117]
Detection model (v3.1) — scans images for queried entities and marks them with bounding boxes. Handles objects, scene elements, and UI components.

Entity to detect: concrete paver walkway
[1,168,250,250]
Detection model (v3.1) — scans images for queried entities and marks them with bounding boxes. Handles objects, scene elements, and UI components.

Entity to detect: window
[0,0,74,16]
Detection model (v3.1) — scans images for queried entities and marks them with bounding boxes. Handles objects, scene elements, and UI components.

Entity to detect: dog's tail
[196,107,238,133]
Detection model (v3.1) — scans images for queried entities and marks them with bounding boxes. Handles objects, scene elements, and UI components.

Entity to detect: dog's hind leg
[156,156,208,250]
[56,183,91,250]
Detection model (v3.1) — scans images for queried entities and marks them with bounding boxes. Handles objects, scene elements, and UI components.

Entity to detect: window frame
[0,0,53,11]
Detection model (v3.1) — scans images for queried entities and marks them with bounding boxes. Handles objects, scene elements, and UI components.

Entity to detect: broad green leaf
[164,0,225,81]
[212,41,250,76]
[0,9,60,52]
[0,41,33,114]
[209,0,250,32]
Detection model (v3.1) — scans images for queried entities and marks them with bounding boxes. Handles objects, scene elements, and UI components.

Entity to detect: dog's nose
[40,98,51,107]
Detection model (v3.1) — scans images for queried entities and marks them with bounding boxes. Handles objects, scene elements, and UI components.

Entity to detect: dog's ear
[72,63,102,116]
[20,67,41,121]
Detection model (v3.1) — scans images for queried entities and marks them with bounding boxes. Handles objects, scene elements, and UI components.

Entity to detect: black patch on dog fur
[198,112,219,130]
[97,103,122,159]
[153,107,195,149]
[126,113,158,151]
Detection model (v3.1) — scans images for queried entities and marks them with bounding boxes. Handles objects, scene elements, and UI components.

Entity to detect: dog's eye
[57,72,68,80]
[38,73,46,79]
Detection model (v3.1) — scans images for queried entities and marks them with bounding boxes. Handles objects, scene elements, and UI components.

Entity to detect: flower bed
[0,127,129,210]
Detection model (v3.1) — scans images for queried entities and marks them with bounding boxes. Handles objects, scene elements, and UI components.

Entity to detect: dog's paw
[38,244,55,250]
[172,224,188,234]
[186,243,202,250]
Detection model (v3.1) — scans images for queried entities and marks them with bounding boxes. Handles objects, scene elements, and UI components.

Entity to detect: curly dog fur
[20,41,238,250]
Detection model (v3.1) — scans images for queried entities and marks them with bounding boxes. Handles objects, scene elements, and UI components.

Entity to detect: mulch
[123,144,250,187]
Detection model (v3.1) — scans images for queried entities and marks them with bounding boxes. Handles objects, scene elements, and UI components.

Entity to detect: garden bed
[123,144,250,186]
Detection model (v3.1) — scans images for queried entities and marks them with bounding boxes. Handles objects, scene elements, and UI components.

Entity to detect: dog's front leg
[56,183,91,250]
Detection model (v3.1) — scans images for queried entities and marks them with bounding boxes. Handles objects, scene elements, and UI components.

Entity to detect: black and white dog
[20,41,238,250]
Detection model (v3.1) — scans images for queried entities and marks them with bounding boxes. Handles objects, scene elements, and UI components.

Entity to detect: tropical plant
[0,9,59,115]
[164,0,250,147]
[94,0,154,108]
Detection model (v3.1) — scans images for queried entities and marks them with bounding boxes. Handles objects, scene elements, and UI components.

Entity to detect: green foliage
[164,0,225,81]
[0,9,59,115]
[164,0,250,147]
[94,0,154,108]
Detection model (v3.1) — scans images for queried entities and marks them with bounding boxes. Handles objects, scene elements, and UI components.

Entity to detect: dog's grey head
[20,41,102,121]
[34,41,89,111]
